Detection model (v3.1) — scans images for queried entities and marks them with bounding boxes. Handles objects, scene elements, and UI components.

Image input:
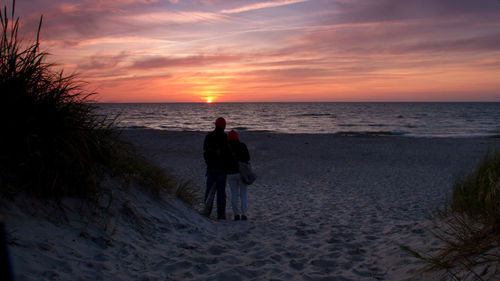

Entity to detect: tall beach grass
[0,1,198,206]
[404,150,500,281]
[0,1,118,198]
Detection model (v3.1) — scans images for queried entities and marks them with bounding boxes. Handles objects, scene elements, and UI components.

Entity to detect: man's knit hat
[215,117,226,129]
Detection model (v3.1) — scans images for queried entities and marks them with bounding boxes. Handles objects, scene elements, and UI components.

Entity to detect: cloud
[244,67,333,81]
[12,0,185,42]
[127,11,224,24]
[131,54,244,69]
[278,13,500,59]
[80,0,163,9]
[397,33,500,54]
[220,0,308,14]
[323,0,500,25]
[77,52,129,71]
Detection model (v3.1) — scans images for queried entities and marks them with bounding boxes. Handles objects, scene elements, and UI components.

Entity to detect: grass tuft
[451,151,500,219]
[110,144,200,207]
[404,150,500,281]
[109,142,175,196]
[175,180,200,208]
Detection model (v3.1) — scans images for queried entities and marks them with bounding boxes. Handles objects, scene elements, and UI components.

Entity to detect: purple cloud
[131,54,244,69]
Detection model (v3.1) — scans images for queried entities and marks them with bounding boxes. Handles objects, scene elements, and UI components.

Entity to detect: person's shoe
[234,215,241,221]
[241,215,247,221]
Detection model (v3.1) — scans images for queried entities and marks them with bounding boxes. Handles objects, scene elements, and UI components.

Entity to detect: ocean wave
[368,124,389,127]
[292,113,334,117]
[122,125,148,129]
[160,125,174,128]
[405,124,419,128]
[334,130,408,136]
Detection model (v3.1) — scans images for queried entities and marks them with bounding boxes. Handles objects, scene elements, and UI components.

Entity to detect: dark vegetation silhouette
[0,1,197,205]
[0,1,119,198]
[403,151,500,281]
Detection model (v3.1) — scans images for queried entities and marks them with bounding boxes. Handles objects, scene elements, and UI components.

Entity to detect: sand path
[119,130,499,281]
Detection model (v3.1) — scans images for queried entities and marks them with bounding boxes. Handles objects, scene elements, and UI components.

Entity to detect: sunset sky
[7,0,500,102]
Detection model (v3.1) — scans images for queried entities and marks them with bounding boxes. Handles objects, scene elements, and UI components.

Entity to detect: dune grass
[0,1,118,198]
[403,150,500,281]
[109,142,199,207]
[0,1,198,206]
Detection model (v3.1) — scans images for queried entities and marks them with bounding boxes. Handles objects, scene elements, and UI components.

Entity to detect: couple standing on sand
[203,117,251,221]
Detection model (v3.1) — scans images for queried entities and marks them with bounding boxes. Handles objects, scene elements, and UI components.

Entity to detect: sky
[5,0,500,102]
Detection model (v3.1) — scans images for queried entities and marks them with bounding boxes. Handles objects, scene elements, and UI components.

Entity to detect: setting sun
[205,97,214,104]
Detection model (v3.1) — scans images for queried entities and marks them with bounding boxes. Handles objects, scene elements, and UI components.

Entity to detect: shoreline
[118,127,500,139]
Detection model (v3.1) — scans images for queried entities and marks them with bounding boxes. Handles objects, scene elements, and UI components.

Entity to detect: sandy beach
[2,130,499,281]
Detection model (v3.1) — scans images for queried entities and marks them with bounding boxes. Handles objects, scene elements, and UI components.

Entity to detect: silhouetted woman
[226,130,251,221]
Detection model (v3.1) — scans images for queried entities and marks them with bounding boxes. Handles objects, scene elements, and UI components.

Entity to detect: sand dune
[2,130,499,280]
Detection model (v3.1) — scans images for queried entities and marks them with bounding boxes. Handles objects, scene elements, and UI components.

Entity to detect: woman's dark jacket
[227,140,250,174]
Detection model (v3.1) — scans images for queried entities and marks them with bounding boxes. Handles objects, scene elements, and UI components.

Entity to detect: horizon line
[92,101,500,104]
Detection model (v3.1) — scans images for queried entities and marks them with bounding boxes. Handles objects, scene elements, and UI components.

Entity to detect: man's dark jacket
[203,128,231,168]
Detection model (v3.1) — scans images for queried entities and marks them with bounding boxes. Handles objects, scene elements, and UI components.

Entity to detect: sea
[96,103,500,138]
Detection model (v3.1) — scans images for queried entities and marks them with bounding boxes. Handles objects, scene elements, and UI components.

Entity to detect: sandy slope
[2,130,499,281]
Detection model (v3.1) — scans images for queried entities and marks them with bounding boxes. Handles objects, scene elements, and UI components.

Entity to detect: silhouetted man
[203,117,230,219]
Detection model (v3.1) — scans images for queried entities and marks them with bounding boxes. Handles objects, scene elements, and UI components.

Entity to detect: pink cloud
[220,0,308,14]
[127,11,225,24]
[131,54,245,69]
